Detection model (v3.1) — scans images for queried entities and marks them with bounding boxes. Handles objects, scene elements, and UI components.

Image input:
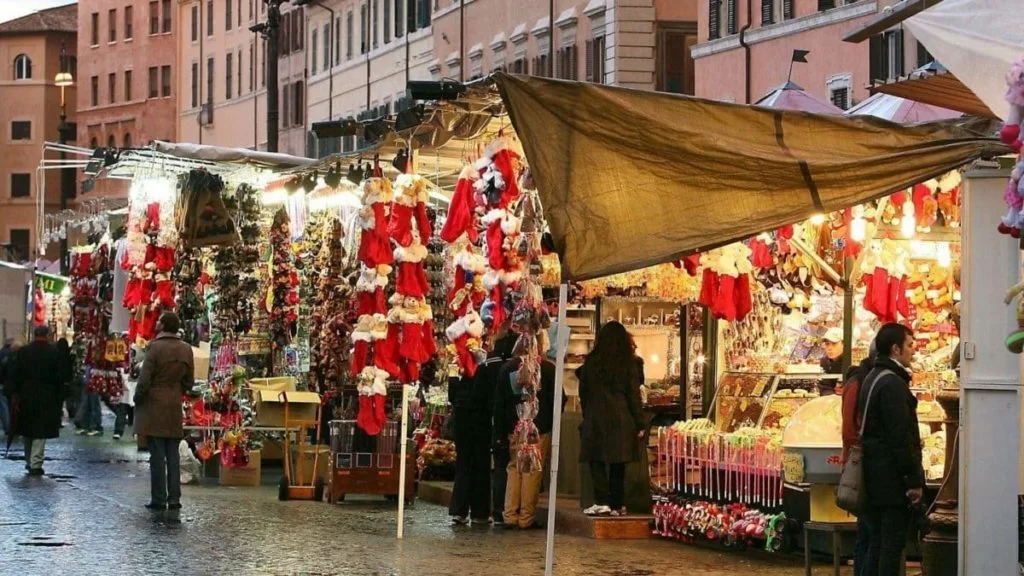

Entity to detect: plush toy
[999,57,1024,236]
[1004,275,1024,353]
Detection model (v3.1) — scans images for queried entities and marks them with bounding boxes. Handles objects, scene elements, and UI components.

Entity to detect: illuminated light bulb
[261,189,288,205]
[851,216,867,242]
[901,200,916,239]
[650,354,660,364]
[937,242,951,268]
[809,213,826,225]
[696,354,706,365]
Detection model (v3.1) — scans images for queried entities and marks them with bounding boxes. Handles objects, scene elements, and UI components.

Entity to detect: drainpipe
[199,0,204,144]
[738,0,753,103]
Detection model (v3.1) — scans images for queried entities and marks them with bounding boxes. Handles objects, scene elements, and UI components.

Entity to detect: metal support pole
[266,0,283,153]
[543,283,569,576]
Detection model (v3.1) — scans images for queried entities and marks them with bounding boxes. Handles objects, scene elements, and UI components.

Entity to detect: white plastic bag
[179,440,202,485]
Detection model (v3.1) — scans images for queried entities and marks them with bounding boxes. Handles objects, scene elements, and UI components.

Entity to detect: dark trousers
[863,506,910,576]
[114,404,131,436]
[147,437,181,507]
[590,461,626,510]
[448,410,490,520]
[492,445,510,521]
[854,513,875,576]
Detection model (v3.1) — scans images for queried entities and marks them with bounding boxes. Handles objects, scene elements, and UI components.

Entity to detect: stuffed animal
[999,57,1024,236]
[1004,274,1024,353]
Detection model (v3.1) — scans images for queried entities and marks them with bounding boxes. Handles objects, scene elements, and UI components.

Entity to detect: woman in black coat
[576,321,645,516]
[12,327,63,474]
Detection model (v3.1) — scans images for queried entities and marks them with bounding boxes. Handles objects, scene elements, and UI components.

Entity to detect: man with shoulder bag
[847,323,924,576]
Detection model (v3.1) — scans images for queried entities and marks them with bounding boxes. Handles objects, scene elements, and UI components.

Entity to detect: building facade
[177,0,307,156]
[0,4,77,262]
[428,0,697,93]
[691,0,935,107]
[306,0,435,158]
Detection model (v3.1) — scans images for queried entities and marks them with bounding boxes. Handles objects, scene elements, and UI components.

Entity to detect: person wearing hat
[11,326,63,476]
[821,327,845,375]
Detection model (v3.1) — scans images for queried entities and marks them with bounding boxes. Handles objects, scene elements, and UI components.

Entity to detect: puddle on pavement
[16,536,72,547]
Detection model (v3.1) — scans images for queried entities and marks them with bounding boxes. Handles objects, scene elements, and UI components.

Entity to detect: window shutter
[818,0,835,11]
[585,39,594,82]
[762,0,774,25]
[893,29,905,77]
[708,0,720,40]
[726,0,737,35]
[869,34,885,82]
[571,44,578,80]
[782,0,793,20]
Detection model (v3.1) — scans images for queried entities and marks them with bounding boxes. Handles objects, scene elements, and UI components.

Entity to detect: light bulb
[901,215,916,238]
[851,217,867,242]
[809,213,826,225]
[937,242,951,268]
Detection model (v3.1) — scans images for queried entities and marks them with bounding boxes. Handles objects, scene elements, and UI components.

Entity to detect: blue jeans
[854,513,875,576]
[80,392,102,432]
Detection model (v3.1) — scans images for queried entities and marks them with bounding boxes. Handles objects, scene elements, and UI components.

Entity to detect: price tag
[782,452,805,484]
[104,337,128,362]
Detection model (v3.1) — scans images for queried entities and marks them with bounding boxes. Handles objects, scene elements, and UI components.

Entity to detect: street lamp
[55,41,75,275]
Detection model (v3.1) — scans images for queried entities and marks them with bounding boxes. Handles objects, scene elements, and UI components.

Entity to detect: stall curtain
[494,73,1007,282]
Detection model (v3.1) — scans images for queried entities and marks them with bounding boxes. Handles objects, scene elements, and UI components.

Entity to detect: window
[295,8,303,51]
[191,5,198,41]
[312,29,319,75]
[124,133,132,148]
[109,9,117,42]
[346,11,354,59]
[191,62,199,107]
[249,43,254,92]
[10,174,31,199]
[207,0,214,36]
[869,29,904,82]
[530,55,548,78]
[335,16,341,64]
[125,5,134,39]
[555,45,577,80]
[226,0,232,30]
[360,4,368,54]
[395,0,403,38]
[830,87,850,110]
[91,75,99,106]
[323,23,331,70]
[261,40,266,86]
[206,57,214,105]
[762,0,774,25]
[149,1,159,34]
[372,0,379,48]
[281,11,291,55]
[125,70,133,101]
[108,73,116,104]
[9,229,30,261]
[415,0,429,30]
[91,12,99,45]
[657,24,697,95]
[10,121,31,141]
[384,0,391,44]
[708,0,736,39]
[585,36,605,84]
[818,0,835,11]
[237,49,242,95]
[108,134,116,148]
[249,0,253,22]
[148,66,158,98]
[226,53,233,99]
[162,0,171,32]
[90,136,98,148]
[293,81,304,126]
[510,57,527,74]
[13,54,31,80]
[917,41,934,68]
[238,0,242,27]
[282,87,290,128]
[157,64,167,94]
[762,0,793,25]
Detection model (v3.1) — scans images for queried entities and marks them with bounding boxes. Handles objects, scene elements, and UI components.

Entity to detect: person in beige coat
[134,312,194,511]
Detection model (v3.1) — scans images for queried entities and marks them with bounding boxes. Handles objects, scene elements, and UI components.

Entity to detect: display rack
[327,420,416,504]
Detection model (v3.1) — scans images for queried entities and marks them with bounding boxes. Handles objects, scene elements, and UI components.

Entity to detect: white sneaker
[594,505,612,516]
[86,430,100,437]
[75,429,87,436]
[112,434,121,440]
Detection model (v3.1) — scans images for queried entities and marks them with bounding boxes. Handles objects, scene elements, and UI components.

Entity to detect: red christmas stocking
[734,273,752,321]
[356,394,379,435]
[896,276,910,319]
[415,202,432,245]
[440,168,477,243]
[373,393,387,431]
[351,338,370,377]
[714,274,737,321]
[485,219,505,271]
[699,269,719,308]
[388,202,415,247]
[871,268,890,320]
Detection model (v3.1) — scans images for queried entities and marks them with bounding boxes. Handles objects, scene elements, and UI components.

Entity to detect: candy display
[651,498,786,551]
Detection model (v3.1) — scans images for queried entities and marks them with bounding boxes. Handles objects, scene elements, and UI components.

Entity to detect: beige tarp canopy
[493,74,1007,282]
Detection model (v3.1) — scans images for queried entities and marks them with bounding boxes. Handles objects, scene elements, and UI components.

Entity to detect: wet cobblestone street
[0,423,847,576]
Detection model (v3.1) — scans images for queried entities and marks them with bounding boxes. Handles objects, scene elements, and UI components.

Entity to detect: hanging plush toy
[1004,270,1024,353]
[999,57,1024,237]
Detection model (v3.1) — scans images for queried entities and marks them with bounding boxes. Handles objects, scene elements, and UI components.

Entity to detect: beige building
[429,0,697,92]
[306,0,435,157]
[0,3,78,262]
[177,0,307,156]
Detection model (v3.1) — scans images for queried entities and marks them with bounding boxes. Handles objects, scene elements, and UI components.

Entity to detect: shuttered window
[818,0,835,11]
[726,0,737,35]
[783,0,793,20]
[708,0,720,40]
[762,0,774,26]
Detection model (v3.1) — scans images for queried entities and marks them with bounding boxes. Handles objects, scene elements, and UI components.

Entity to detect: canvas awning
[871,65,997,120]
[846,91,962,123]
[493,73,1007,281]
[756,81,843,115]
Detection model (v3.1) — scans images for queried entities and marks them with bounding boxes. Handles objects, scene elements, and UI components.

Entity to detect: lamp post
[55,41,74,275]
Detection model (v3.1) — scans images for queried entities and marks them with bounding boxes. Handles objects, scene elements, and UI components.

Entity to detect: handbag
[836,369,893,514]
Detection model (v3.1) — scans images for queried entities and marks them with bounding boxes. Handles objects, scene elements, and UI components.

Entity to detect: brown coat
[134,333,194,439]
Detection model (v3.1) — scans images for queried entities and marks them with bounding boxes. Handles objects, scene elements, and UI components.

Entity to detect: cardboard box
[254,390,320,427]
[192,342,211,382]
[296,445,330,485]
[249,377,297,395]
[261,439,285,461]
[219,450,262,487]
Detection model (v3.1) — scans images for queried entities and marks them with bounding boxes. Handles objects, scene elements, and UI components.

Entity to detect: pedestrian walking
[576,321,646,517]
[0,338,17,436]
[494,332,566,529]
[841,341,877,576]
[448,330,515,526]
[858,323,924,576]
[11,327,63,475]
[133,312,194,511]
[76,366,104,436]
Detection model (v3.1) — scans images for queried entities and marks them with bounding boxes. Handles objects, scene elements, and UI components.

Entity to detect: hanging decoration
[266,207,299,348]
[305,211,354,393]
[999,56,1024,239]
[210,183,262,338]
[122,177,178,345]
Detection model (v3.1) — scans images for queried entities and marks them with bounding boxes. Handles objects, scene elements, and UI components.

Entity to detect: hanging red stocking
[734,273,752,321]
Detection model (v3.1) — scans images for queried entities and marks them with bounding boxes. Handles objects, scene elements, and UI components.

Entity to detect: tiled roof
[0,3,77,35]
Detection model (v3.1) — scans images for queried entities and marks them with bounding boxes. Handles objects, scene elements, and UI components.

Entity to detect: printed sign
[34,273,68,295]
[104,336,128,363]
[782,452,806,484]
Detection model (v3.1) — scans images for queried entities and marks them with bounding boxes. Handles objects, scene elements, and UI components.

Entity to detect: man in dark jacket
[447,331,516,525]
[12,327,63,476]
[857,323,924,576]
[494,338,567,529]
[134,313,194,511]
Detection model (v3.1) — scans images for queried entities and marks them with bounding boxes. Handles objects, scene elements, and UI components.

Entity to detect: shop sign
[34,273,67,295]
[104,336,128,362]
